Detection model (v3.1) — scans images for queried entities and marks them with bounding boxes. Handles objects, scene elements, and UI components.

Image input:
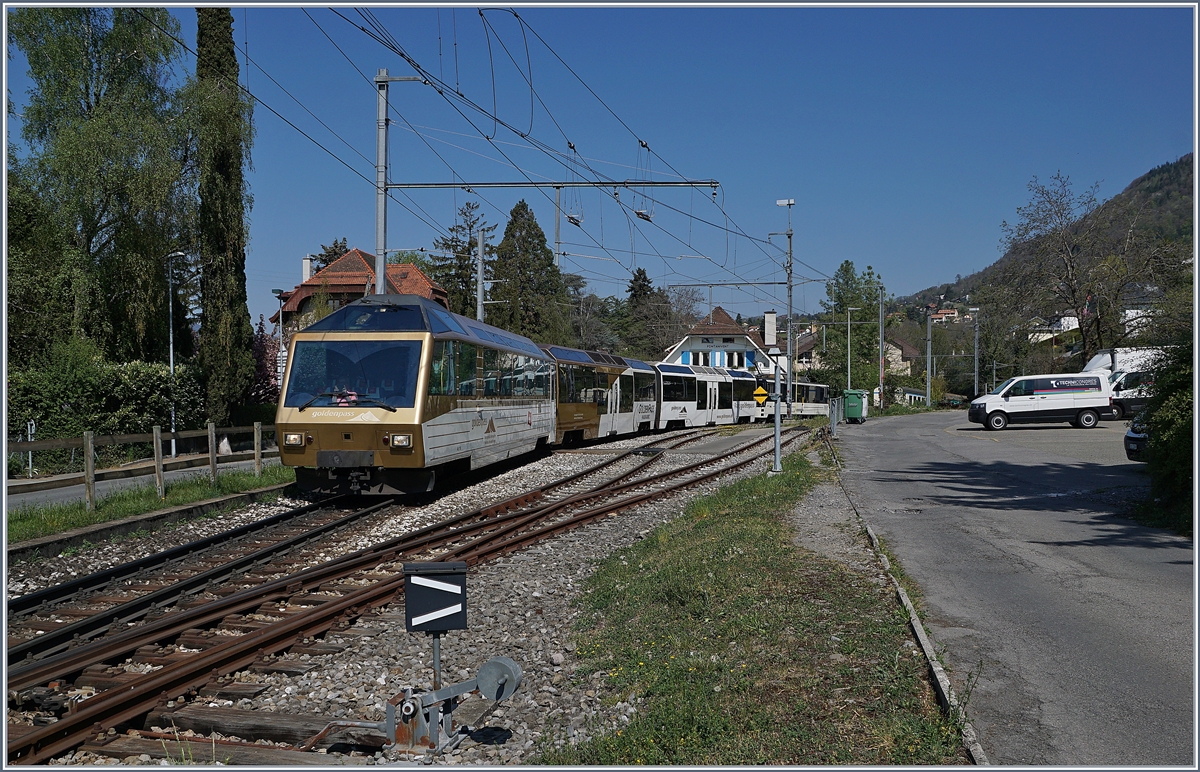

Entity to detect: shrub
[7,337,207,474]
[1142,338,1193,534]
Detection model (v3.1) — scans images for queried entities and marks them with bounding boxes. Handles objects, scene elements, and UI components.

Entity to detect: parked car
[1124,419,1148,462]
[968,373,1115,430]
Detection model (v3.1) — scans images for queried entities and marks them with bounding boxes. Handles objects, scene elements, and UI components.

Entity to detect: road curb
[821,428,990,765]
[7,483,295,564]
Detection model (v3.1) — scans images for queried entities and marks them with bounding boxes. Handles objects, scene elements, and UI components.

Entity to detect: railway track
[7,426,808,764]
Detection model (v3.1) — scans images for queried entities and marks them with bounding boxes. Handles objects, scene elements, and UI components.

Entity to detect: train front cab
[276,295,553,495]
[657,365,758,428]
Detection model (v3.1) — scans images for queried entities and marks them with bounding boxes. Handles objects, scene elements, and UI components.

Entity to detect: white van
[967,373,1114,430]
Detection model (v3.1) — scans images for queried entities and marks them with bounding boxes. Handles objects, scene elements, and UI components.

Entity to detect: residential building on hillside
[884,335,922,376]
[270,248,448,338]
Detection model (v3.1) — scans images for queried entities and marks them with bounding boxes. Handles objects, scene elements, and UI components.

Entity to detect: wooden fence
[8,423,276,512]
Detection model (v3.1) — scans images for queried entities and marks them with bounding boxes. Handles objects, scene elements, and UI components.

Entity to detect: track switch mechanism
[297,655,522,755]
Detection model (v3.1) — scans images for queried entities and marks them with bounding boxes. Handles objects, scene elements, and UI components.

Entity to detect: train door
[695,376,717,426]
[614,373,635,435]
[597,370,617,436]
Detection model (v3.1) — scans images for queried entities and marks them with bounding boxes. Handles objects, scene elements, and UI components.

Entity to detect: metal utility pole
[554,186,561,269]
[476,231,485,322]
[374,69,422,295]
[926,310,933,406]
[847,307,861,390]
[771,199,795,414]
[878,284,885,408]
[769,347,782,474]
[970,307,981,396]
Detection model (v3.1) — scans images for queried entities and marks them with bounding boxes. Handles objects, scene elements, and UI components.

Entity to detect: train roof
[298,294,546,359]
[657,363,755,379]
[539,344,655,372]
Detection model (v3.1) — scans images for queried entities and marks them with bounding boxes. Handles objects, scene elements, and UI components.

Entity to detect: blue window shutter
[681,351,690,364]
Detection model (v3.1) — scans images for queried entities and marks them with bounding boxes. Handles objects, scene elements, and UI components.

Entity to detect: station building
[660,307,775,375]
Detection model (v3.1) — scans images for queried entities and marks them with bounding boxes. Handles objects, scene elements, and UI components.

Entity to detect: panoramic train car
[276,295,554,494]
[755,378,830,419]
[658,364,760,428]
[540,345,658,442]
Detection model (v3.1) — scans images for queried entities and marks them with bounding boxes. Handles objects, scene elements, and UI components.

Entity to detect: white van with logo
[967,373,1114,430]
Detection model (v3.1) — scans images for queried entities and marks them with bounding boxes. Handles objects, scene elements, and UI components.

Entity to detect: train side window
[497,351,514,397]
[533,363,549,397]
[456,342,477,396]
[594,370,609,415]
[718,381,733,409]
[696,378,708,410]
[483,348,500,397]
[512,355,528,397]
[428,340,455,396]
[619,374,634,412]
[634,371,656,401]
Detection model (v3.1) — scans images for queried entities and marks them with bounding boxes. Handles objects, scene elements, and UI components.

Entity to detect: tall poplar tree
[193,7,255,425]
[488,200,573,343]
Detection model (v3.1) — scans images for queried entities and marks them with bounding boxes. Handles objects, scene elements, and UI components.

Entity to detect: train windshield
[283,340,423,409]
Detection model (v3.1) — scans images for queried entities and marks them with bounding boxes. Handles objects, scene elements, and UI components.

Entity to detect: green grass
[7,465,296,545]
[537,449,967,765]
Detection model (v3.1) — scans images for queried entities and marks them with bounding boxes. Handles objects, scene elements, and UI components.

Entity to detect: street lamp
[846,307,861,391]
[165,251,186,457]
[272,289,286,392]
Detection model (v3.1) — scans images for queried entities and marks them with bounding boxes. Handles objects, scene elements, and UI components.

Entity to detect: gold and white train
[275,294,760,495]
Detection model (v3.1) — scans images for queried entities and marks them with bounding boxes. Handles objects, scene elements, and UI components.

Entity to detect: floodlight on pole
[847,307,862,391]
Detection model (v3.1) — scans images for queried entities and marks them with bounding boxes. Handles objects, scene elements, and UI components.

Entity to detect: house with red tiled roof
[269,248,448,336]
[660,306,773,373]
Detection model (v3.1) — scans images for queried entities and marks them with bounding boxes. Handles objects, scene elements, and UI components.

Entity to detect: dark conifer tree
[195,7,255,424]
[431,202,494,318]
[489,200,573,343]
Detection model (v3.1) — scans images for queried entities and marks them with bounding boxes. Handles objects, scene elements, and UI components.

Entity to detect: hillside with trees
[902,153,1193,314]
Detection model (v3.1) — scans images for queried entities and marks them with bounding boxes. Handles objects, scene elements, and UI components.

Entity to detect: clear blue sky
[6,5,1195,327]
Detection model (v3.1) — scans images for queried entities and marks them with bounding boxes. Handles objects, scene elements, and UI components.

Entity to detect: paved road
[6,457,282,511]
[834,412,1193,766]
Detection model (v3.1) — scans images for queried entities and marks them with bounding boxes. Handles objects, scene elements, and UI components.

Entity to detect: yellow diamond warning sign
[754,386,769,405]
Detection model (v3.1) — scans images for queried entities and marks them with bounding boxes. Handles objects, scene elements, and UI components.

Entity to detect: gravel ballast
[33,429,826,765]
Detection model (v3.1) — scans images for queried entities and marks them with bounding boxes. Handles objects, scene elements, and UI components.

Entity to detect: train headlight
[283,432,304,447]
[389,433,413,448]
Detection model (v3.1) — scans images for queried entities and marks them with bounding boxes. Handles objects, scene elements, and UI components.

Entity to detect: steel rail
[8,497,344,618]
[7,432,703,691]
[8,426,809,764]
[9,497,374,665]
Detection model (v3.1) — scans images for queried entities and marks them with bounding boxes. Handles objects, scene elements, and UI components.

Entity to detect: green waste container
[844,390,868,424]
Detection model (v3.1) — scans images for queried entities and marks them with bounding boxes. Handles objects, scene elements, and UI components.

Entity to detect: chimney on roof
[764,311,777,347]
[302,255,314,282]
